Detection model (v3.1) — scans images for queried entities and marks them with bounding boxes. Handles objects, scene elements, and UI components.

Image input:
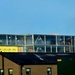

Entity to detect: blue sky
[0,0,75,35]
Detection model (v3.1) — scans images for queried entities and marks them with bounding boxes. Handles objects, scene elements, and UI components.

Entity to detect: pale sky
[0,0,75,35]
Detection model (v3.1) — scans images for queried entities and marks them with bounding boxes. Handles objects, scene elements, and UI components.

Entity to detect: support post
[2,53,4,75]
[20,65,23,75]
[0,52,4,75]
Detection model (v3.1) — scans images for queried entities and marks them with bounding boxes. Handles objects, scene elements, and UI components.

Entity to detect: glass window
[65,46,70,53]
[73,46,74,53]
[52,46,56,53]
[72,36,74,45]
[47,67,52,75]
[74,46,75,53]
[26,36,32,45]
[57,46,64,53]
[8,68,13,75]
[65,46,74,53]
[74,36,75,45]
[57,36,64,45]
[8,35,15,45]
[65,36,71,45]
[34,35,44,44]
[16,36,24,45]
[46,46,51,53]
[0,69,4,75]
[0,35,6,45]
[34,46,45,52]
[46,35,56,45]
[70,46,74,53]
[26,46,33,52]
[26,68,31,75]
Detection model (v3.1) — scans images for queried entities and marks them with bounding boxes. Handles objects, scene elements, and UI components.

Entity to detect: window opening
[47,67,52,75]
[0,69,4,75]
[26,68,31,75]
[8,68,13,75]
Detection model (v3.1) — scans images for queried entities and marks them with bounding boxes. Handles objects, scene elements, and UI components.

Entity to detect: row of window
[0,69,13,75]
[34,35,74,45]
[25,46,74,53]
[0,45,74,53]
[0,35,75,45]
[0,67,52,75]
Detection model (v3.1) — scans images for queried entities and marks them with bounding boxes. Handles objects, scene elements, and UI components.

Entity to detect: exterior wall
[0,55,2,68]
[22,65,57,75]
[0,55,57,75]
[0,55,20,75]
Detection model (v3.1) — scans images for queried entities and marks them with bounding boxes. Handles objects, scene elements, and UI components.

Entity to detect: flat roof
[0,34,74,36]
[0,52,75,65]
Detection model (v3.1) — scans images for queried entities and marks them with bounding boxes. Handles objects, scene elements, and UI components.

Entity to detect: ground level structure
[0,52,75,75]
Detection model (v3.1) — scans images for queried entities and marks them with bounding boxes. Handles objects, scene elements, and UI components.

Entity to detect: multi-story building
[0,34,75,53]
[0,34,75,75]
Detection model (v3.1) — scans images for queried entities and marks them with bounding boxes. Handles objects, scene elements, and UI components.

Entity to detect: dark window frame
[34,46,45,52]
[0,35,6,45]
[52,46,56,53]
[26,36,32,45]
[57,46,64,53]
[65,36,71,45]
[57,36,64,45]
[26,68,31,75]
[47,67,52,75]
[46,35,56,45]
[34,35,44,45]
[16,35,24,45]
[46,46,51,53]
[8,35,15,45]
[8,68,13,75]
[0,69,4,75]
